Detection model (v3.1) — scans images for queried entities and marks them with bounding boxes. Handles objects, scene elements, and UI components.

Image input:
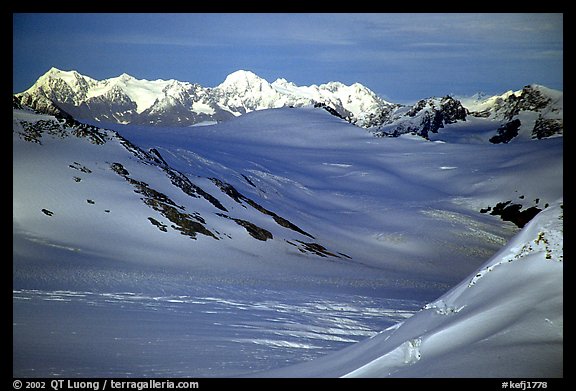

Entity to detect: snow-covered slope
[261,200,563,377]
[13,107,354,279]
[13,103,562,377]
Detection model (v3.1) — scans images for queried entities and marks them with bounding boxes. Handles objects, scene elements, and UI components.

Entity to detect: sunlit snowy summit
[15,68,563,143]
[15,68,395,128]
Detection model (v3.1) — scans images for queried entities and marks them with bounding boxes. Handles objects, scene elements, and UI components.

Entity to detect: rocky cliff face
[468,84,563,143]
[370,84,562,142]
[373,96,468,139]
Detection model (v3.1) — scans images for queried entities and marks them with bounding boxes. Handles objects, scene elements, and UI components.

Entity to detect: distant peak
[114,72,135,82]
[271,78,298,89]
[43,67,77,78]
[228,69,261,78]
[47,66,63,74]
[219,70,268,88]
[32,68,88,89]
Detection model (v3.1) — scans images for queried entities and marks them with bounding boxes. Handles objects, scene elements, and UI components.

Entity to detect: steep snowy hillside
[262,200,562,378]
[13,107,353,278]
[13,103,562,377]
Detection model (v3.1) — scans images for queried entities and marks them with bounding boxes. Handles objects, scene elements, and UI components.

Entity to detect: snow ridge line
[468,206,563,288]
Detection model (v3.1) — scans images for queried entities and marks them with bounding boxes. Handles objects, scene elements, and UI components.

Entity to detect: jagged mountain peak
[457,84,563,143]
[271,77,296,89]
[466,84,562,114]
[15,69,562,142]
[373,95,468,139]
[522,83,561,96]
[36,67,95,87]
[16,68,398,128]
[116,72,135,80]
[371,85,563,142]
[42,67,84,79]
[218,70,270,88]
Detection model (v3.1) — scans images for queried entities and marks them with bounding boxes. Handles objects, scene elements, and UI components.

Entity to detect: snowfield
[13,103,562,378]
[260,200,563,377]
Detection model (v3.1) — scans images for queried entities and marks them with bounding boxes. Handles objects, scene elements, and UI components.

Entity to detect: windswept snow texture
[13,286,420,377]
[263,201,563,378]
[13,104,562,377]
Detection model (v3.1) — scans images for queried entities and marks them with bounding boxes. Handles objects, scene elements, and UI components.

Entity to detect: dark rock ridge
[373,96,468,139]
[473,85,563,143]
[480,198,545,229]
[372,84,562,142]
[489,119,521,144]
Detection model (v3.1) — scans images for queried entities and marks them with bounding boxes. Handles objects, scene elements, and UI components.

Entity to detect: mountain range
[15,68,563,143]
[13,68,563,378]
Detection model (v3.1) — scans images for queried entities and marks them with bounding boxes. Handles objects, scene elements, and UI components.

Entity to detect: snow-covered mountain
[467,84,564,142]
[15,68,396,128]
[14,95,562,378]
[373,84,563,142]
[373,96,468,139]
[15,68,563,144]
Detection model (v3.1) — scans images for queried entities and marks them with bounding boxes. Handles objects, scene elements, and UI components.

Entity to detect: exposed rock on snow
[489,118,522,144]
[374,96,468,139]
[481,200,542,228]
[13,105,344,258]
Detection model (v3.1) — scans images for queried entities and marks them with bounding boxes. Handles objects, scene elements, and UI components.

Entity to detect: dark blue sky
[13,13,563,103]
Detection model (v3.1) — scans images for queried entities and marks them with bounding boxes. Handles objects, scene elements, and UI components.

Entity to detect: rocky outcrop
[470,84,563,142]
[489,119,522,144]
[373,96,468,139]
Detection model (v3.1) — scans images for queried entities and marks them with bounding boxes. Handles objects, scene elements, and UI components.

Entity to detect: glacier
[13,81,562,378]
